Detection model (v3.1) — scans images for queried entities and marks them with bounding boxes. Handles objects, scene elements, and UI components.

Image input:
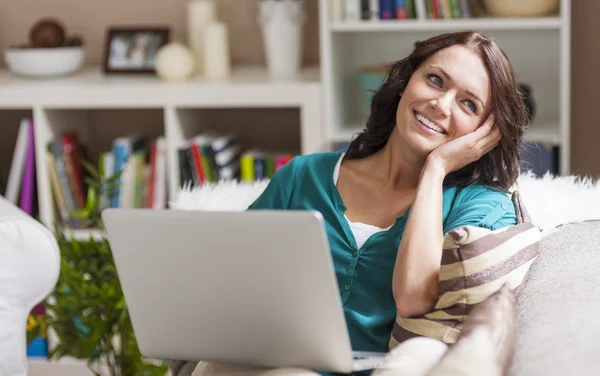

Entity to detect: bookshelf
[0,65,323,239]
[0,64,322,372]
[320,0,571,174]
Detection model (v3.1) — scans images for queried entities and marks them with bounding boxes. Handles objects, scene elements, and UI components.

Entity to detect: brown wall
[571,0,599,177]
[0,0,320,66]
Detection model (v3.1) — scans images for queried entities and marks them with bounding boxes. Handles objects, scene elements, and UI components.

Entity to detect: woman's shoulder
[290,151,344,168]
[442,181,516,231]
[278,151,343,177]
[453,182,512,202]
[268,151,343,184]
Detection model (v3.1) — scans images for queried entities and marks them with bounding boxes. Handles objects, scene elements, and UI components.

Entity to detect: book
[5,119,29,205]
[19,120,35,215]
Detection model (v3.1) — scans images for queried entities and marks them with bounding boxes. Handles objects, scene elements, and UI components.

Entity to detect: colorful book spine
[49,140,81,228]
[240,153,255,182]
[19,120,35,215]
[110,139,131,208]
[394,0,408,19]
[152,137,167,209]
[345,0,361,20]
[5,119,29,205]
[380,0,395,19]
[61,133,86,210]
[253,153,266,181]
[275,154,293,172]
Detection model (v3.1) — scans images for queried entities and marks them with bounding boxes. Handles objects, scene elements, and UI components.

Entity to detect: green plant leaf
[70,209,90,219]
[82,160,100,179]
[46,157,170,376]
[105,170,124,185]
[84,177,102,189]
[86,187,98,212]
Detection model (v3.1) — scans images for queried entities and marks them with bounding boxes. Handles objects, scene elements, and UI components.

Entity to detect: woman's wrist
[423,156,448,180]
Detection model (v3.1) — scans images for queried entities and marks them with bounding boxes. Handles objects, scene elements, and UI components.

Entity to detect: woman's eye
[463,100,476,113]
[427,74,443,87]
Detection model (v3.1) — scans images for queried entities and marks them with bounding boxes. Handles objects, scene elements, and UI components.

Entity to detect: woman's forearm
[392,160,446,317]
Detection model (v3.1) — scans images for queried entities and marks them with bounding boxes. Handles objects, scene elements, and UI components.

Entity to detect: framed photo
[103,27,170,74]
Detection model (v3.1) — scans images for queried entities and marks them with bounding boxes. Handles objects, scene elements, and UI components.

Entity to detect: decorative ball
[155,43,195,82]
[29,18,66,48]
[64,35,85,47]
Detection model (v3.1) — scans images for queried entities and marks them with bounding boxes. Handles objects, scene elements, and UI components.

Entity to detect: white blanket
[171,172,600,235]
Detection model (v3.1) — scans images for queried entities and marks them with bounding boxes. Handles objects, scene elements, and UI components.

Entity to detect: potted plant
[41,159,169,376]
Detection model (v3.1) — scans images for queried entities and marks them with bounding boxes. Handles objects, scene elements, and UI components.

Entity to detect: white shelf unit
[320,0,571,175]
[0,65,323,237]
[0,65,321,373]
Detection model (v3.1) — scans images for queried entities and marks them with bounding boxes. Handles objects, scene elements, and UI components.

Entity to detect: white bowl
[4,46,85,78]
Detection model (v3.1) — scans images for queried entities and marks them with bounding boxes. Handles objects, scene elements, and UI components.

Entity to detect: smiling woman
[346,31,527,192]
[175,31,528,376]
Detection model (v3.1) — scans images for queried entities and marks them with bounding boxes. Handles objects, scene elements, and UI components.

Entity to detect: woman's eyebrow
[429,65,484,108]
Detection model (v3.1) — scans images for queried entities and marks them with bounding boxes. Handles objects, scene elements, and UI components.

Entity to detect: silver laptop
[101,209,387,373]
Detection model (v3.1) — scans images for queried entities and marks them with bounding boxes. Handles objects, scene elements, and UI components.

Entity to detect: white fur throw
[170,172,600,235]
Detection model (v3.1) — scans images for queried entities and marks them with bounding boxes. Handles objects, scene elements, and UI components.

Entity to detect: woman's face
[395,45,492,155]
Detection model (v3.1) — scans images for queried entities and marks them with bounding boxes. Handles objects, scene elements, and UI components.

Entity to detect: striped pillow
[389,194,540,349]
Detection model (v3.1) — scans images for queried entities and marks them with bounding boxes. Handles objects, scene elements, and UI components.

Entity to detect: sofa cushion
[510,221,600,376]
[389,191,540,347]
[425,284,516,376]
[390,221,540,347]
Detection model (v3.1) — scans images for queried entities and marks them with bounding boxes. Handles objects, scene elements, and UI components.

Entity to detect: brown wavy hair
[344,31,527,191]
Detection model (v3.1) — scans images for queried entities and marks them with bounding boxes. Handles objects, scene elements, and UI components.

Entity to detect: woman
[178,30,527,376]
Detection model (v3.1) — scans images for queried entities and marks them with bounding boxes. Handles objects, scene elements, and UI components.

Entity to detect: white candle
[203,21,231,79]
[187,0,217,75]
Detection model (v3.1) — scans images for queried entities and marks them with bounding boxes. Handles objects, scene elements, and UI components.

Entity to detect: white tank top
[333,153,392,249]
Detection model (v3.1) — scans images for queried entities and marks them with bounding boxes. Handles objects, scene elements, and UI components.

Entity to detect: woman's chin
[394,124,442,156]
[409,134,442,154]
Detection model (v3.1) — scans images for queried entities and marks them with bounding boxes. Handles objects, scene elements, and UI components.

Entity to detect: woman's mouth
[413,111,447,135]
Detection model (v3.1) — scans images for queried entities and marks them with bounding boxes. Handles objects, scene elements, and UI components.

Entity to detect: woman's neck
[364,129,427,190]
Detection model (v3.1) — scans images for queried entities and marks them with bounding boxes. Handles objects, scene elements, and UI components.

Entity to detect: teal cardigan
[247,151,516,356]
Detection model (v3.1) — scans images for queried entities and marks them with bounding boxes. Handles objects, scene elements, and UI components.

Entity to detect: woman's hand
[426,112,500,176]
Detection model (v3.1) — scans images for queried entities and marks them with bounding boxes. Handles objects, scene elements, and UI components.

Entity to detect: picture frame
[103,27,170,74]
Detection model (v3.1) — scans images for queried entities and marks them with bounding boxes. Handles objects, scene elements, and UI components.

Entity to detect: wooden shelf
[330,17,563,32]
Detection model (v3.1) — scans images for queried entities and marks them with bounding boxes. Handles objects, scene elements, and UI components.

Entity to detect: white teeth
[415,112,444,134]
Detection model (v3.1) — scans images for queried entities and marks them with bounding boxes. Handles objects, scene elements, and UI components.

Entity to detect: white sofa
[0,196,61,376]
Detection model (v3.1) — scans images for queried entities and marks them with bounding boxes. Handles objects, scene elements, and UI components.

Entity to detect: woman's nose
[429,93,452,118]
